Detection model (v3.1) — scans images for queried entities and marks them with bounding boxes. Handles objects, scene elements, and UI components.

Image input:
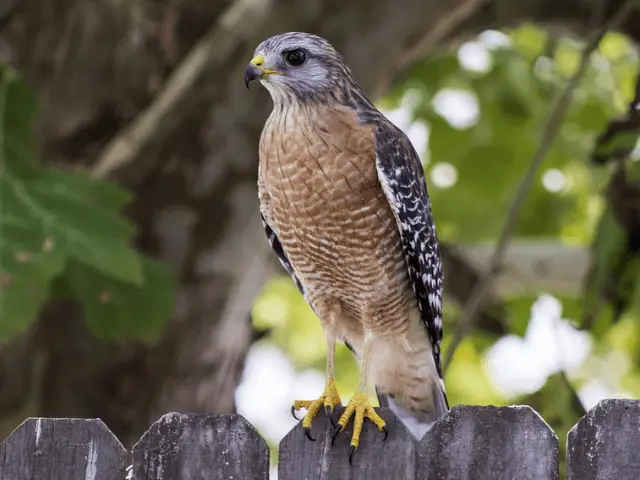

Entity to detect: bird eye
[284,49,307,66]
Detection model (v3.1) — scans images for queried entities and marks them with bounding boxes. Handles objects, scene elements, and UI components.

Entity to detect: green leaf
[554,40,581,78]
[503,295,536,337]
[510,23,548,59]
[0,220,66,340]
[0,66,142,285]
[0,64,168,342]
[594,131,640,160]
[3,168,142,285]
[583,206,628,324]
[0,66,39,178]
[32,169,137,269]
[615,256,640,318]
[631,280,640,321]
[445,337,503,405]
[627,157,640,183]
[599,33,633,62]
[38,169,132,211]
[67,257,174,341]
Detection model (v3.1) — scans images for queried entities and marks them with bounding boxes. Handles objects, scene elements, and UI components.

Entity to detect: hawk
[244,32,448,458]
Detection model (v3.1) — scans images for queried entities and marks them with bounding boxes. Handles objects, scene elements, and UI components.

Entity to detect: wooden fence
[0,399,637,479]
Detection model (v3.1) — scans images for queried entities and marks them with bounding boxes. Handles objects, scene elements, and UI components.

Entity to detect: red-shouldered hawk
[245,32,448,461]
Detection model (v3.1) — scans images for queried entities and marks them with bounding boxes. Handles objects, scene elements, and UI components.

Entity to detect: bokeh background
[1,1,639,478]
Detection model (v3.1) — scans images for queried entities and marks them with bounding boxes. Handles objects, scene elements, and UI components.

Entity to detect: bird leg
[332,333,387,463]
[291,337,342,440]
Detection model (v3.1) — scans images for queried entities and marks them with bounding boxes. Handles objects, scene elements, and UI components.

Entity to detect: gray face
[248,32,348,103]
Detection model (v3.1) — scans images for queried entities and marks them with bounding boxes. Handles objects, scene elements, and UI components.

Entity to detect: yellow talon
[334,391,387,452]
[292,378,342,439]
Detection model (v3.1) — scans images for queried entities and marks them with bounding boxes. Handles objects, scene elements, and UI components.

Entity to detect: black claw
[349,445,356,465]
[382,424,389,441]
[304,427,316,441]
[331,424,342,445]
[325,406,337,428]
[291,406,300,421]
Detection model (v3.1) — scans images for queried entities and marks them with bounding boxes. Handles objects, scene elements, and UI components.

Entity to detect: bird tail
[377,378,449,440]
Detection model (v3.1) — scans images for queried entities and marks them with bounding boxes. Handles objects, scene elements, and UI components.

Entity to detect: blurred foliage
[0,66,173,342]
[250,24,640,470]
[585,67,640,326]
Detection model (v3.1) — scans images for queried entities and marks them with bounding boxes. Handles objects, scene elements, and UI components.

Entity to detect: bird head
[244,32,352,104]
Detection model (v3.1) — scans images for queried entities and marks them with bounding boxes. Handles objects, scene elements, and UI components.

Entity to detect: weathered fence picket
[279,407,415,480]
[419,405,559,480]
[132,413,269,480]
[0,400,638,479]
[0,417,127,480]
[567,399,640,480]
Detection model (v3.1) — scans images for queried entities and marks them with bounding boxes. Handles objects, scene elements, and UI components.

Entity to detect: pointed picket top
[0,417,127,480]
[278,406,417,480]
[567,399,640,480]
[132,413,268,480]
[419,404,559,479]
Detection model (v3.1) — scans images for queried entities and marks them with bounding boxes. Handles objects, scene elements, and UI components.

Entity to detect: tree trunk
[0,0,638,446]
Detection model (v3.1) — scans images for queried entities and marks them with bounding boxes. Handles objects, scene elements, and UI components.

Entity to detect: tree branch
[402,0,486,61]
[373,0,487,97]
[440,245,507,335]
[90,0,268,179]
[453,241,589,296]
[443,0,636,372]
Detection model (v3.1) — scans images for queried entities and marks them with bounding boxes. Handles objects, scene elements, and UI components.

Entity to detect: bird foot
[292,377,342,440]
[331,391,388,463]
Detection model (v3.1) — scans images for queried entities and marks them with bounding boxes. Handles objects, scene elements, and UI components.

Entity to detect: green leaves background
[0,66,173,342]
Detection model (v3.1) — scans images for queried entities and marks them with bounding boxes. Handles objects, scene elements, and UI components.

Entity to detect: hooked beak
[244,53,281,89]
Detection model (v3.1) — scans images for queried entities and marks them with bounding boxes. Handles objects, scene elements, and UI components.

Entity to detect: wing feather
[374,120,445,379]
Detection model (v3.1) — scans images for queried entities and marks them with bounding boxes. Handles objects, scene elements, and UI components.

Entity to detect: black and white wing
[374,120,446,381]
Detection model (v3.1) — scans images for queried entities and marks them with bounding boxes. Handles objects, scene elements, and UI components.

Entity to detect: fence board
[0,417,127,480]
[418,405,559,480]
[132,413,268,480]
[4,402,640,478]
[567,399,640,480]
[278,406,416,480]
